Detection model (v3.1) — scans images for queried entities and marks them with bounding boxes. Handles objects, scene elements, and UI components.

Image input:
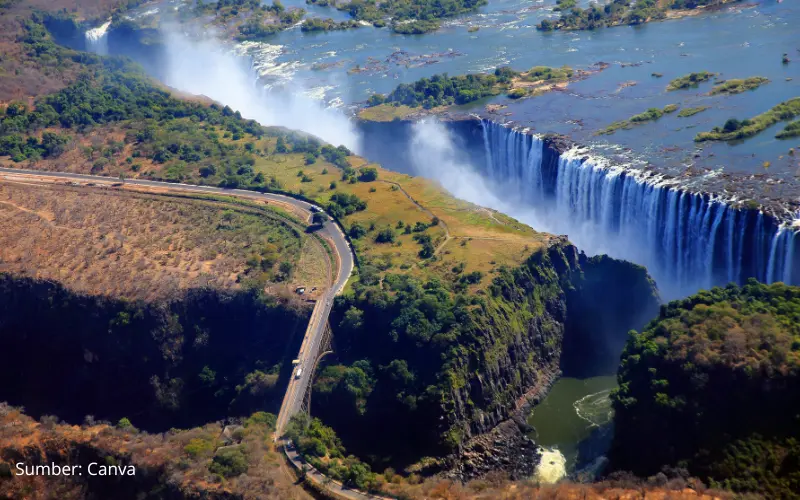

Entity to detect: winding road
[0,166,353,429]
[0,167,389,498]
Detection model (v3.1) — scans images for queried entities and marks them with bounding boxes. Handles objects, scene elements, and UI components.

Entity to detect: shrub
[374,228,395,243]
[209,446,248,478]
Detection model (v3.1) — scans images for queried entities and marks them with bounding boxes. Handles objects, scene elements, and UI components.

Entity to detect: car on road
[309,205,321,213]
[295,368,303,379]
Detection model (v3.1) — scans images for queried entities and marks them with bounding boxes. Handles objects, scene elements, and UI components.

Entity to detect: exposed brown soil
[0,179,310,300]
[0,403,307,500]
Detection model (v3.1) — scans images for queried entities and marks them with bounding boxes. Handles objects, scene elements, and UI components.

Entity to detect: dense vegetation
[367,69,514,109]
[695,97,800,142]
[365,65,571,109]
[311,244,658,467]
[301,17,360,32]
[306,0,487,33]
[0,274,307,431]
[597,104,679,135]
[709,76,769,95]
[667,71,715,91]
[610,281,800,497]
[537,0,740,31]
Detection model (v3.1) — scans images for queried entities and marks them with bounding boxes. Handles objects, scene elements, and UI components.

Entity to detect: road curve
[0,166,370,497]
[0,167,354,293]
[0,166,355,425]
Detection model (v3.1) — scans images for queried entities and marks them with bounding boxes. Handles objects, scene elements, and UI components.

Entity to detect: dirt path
[377,179,453,255]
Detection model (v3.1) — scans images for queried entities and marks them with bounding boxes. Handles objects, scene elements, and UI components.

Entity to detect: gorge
[3,5,799,495]
[360,118,799,300]
[66,17,799,301]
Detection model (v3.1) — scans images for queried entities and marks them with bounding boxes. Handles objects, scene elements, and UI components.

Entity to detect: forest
[0,274,308,431]
[311,244,658,468]
[366,68,517,108]
[611,280,800,497]
[307,0,487,33]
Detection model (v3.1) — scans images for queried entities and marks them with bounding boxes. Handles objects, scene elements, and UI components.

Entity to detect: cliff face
[323,240,659,474]
[451,242,659,439]
[440,243,659,480]
[0,274,308,432]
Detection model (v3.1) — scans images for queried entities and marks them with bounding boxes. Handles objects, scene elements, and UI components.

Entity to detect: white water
[158,28,360,152]
[535,448,567,484]
[84,20,112,56]
[410,119,799,299]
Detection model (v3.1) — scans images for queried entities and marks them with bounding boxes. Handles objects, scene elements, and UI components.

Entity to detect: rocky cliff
[445,241,659,479]
[0,274,309,432]
[322,239,659,476]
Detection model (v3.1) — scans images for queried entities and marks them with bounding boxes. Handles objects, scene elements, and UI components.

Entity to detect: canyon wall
[359,117,799,300]
[321,240,659,475]
[0,274,308,431]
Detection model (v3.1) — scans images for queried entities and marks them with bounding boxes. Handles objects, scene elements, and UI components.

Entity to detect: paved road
[0,166,363,495]
[0,166,354,428]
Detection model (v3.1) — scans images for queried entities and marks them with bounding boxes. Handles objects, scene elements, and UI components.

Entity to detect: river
[258,0,800,180]
[527,376,617,482]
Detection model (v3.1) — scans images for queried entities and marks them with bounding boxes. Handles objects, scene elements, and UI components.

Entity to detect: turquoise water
[527,376,617,472]
[258,0,800,177]
[121,0,800,178]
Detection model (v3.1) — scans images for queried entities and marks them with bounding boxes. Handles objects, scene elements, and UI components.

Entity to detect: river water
[527,376,616,482]
[116,0,800,183]
[259,0,800,180]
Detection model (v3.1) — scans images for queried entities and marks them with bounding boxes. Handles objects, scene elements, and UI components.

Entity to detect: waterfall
[476,119,799,299]
[84,20,112,55]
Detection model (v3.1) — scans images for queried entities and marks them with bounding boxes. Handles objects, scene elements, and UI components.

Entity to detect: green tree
[374,228,395,243]
[209,446,249,478]
[358,167,378,182]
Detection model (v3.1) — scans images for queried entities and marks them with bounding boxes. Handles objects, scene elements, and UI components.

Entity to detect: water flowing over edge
[477,119,799,299]
[84,19,111,55]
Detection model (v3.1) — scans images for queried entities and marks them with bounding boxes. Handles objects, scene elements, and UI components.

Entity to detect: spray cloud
[159,27,360,152]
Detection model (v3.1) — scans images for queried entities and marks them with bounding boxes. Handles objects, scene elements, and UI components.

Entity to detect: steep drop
[477,119,798,299]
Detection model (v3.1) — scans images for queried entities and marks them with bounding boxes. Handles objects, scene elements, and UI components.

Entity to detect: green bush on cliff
[610,280,800,497]
[313,244,658,467]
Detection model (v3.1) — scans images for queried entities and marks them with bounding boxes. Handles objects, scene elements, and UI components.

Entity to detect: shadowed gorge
[313,241,658,473]
[0,275,308,431]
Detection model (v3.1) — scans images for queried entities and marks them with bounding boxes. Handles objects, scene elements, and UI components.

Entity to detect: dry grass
[375,475,733,500]
[252,152,550,289]
[0,403,308,500]
[0,180,327,300]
